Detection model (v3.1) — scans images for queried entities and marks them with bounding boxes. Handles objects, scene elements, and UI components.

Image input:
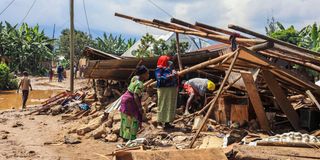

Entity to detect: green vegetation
[95,33,136,56]
[0,63,18,90]
[0,22,53,75]
[132,33,189,58]
[265,18,320,79]
[56,29,95,67]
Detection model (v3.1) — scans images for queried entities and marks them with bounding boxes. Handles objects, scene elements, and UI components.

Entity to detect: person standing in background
[49,68,54,82]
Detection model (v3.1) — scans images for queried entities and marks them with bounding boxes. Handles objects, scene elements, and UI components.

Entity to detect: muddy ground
[0,76,88,110]
[0,76,118,160]
[0,110,117,160]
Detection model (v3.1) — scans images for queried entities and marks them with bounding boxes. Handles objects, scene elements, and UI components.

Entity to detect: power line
[20,0,37,24]
[82,0,91,36]
[146,0,173,18]
[0,0,16,17]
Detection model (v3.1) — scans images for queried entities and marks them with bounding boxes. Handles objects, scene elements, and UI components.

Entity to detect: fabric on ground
[120,113,139,140]
[157,87,178,123]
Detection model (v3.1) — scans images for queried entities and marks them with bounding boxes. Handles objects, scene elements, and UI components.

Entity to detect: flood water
[0,90,63,110]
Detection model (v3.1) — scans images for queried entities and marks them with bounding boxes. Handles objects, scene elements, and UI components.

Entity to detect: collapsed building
[36,13,320,159]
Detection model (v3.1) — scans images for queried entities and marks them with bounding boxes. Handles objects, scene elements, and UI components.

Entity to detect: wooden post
[178,52,233,76]
[261,70,300,130]
[175,33,183,71]
[69,0,75,93]
[241,71,270,131]
[189,49,240,148]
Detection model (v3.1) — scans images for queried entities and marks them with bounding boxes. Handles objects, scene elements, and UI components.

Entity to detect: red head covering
[157,55,170,68]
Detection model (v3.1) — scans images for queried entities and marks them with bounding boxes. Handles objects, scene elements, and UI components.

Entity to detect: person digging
[182,78,215,115]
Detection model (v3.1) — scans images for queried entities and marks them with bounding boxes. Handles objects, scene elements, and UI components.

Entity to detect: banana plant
[95,33,136,56]
[0,22,54,75]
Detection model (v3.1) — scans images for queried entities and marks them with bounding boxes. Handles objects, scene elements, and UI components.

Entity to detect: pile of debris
[26,12,320,159]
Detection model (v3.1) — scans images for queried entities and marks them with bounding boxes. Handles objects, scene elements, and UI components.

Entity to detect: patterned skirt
[120,113,139,140]
[157,87,178,123]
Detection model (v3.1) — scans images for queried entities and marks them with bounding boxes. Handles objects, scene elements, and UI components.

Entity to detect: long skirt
[120,113,139,140]
[157,87,178,123]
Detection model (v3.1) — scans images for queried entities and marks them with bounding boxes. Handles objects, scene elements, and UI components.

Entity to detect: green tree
[0,63,18,90]
[57,29,94,67]
[95,33,136,55]
[299,23,320,52]
[132,33,189,58]
[265,18,320,79]
[265,19,301,45]
[0,22,53,75]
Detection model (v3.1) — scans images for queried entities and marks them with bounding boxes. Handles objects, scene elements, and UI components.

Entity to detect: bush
[0,63,18,90]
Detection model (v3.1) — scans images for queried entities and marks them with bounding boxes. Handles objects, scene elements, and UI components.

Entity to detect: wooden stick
[115,13,265,45]
[306,90,320,111]
[228,24,320,57]
[257,141,320,148]
[171,18,221,35]
[175,32,183,71]
[189,49,240,148]
[177,52,233,76]
[195,21,248,38]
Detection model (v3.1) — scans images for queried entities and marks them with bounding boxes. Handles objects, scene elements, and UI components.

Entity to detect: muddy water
[0,90,63,110]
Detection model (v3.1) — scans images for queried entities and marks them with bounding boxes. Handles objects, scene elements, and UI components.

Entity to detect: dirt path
[0,110,117,160]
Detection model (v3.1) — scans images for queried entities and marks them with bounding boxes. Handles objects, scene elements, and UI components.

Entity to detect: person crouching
[183,78,215,115]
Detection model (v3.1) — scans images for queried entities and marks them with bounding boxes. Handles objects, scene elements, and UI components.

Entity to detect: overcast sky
[0,0,319,39]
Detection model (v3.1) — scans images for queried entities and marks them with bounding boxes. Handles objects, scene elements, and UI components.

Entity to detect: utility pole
[69,0,75,92]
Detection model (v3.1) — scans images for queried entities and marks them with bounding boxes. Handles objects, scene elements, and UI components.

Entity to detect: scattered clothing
[79,103,90,110]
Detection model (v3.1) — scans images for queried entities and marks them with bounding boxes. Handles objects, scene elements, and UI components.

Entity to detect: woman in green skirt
[119,65,149,140]
[155,56,178,129]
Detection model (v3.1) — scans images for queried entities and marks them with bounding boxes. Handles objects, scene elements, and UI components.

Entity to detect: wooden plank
[234,145,320,160]
[306,90,320,111]
[231,104,249,124]
[261,70,300,130]
[241,72,270,131]
[116,148,228,160]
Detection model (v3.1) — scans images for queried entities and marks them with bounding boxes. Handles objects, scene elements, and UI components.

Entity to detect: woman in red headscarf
[155,55,178,129]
